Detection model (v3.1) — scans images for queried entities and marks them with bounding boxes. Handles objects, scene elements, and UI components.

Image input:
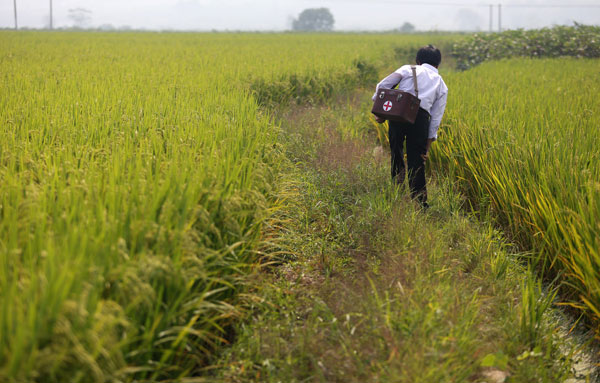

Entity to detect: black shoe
[421,202,430,210]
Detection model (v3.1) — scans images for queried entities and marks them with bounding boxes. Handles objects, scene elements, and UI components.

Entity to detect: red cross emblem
[383,101,393,112]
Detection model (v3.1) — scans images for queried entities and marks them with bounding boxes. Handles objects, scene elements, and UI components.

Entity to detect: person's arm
[428,87,448,142]
[372,72,403,101]
[422,86,448,161]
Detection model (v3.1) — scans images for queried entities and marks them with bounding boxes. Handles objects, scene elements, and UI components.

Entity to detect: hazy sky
[2,0,600,31]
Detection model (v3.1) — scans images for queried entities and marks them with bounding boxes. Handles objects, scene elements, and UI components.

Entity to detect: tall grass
[431,58,600,327]
[0,31,441,381]
[0,32,282,382]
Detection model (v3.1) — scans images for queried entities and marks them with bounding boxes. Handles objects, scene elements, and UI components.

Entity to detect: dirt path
[212,91,596,382]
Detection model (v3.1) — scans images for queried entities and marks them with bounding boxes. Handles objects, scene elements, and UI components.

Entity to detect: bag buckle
[379,91,385,99]
[396,93,403,102]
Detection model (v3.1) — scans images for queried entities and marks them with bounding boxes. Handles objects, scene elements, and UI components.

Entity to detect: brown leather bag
[371,66,420,124]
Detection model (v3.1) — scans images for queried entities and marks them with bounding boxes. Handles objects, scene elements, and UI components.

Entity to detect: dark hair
[416,45,442,67]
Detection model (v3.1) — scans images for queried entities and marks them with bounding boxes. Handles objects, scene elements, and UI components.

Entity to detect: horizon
[2,0,600,32]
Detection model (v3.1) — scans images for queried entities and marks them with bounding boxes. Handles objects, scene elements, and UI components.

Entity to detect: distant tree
[68,8,92,29]
[292,8,334,32]
[399,22,416,33]
[98,24,116,31]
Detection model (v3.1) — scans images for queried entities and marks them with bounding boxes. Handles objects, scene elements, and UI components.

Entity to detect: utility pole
[489,4,493,33]
[13,0,18,30]
[498,3,502,32]
[49,0,53,30]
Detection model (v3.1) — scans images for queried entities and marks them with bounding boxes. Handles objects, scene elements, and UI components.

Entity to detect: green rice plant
[430,57,600,328]
[369,114,389,149]
[519,270,558,348]
[247,36,439,107]
[0,31,451,382]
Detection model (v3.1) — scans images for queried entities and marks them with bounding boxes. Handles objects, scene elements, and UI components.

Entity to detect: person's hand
[421,138,434,161]
[374,115,386,124]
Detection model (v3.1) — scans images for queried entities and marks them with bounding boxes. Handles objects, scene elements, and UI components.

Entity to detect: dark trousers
[388,108,431,204]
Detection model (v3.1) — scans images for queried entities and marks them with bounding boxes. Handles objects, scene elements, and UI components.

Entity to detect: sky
[1,0,600,31]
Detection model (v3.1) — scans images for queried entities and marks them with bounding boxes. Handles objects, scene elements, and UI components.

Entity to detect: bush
[452,24,600,70]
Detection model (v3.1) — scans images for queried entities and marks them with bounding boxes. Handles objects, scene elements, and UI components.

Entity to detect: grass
[432,58,600,329]
[213,91,589,382]
[1,30,598,381]
[0,31,453,381]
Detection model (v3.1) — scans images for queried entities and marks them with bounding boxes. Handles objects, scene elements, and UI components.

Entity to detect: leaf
[481,351,509,369]
[481,353,497,367]
[516,350,530,361]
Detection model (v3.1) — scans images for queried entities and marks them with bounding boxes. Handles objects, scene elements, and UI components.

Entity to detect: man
[372,45,448,208]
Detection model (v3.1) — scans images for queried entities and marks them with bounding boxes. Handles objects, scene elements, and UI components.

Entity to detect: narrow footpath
[212,91,595,382]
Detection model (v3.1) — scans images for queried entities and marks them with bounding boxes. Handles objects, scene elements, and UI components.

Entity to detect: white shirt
[372,63,448,140]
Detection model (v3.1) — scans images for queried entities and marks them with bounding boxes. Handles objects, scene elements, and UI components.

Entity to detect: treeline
[452,24,600,70]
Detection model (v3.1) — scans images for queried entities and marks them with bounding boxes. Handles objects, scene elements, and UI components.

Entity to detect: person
[372,44,448,209]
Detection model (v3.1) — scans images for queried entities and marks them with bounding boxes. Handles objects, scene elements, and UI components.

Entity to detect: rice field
[0,31,436,382]
[1,30,599,382]
[433,58,600,324]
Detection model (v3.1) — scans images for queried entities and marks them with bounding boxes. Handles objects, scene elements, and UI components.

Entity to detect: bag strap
[411,65,419,98]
